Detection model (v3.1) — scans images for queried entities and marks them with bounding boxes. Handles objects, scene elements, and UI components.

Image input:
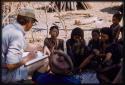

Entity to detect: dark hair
[92,29,100,35]
[71,27,84,39]
[50,25,59,31]
[100,27,113,43]
[17,15,34,25]
[50,25,59,34]
[113,13,122,22]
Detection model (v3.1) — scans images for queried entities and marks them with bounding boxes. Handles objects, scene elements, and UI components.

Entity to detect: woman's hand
[43,46,51,56]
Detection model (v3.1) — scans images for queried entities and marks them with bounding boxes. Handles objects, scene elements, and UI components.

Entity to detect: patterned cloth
[74,71,100,84]
[32,71,81,84]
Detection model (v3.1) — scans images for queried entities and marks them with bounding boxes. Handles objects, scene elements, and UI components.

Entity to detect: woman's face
[101,33,109,42]
[73,35,81,41]
[50,28,59,38]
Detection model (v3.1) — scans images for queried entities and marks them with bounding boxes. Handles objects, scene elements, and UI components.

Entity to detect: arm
[43,38,51,55]
[104,52,112,62]
[79,54,94,70]
[5,61,24,70]
[115,28,121,40]
[6,50,37,71]
[5,33,37,71]
[43,46,51,56]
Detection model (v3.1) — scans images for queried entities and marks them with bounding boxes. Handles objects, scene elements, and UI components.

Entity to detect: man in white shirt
[2,8,39,83]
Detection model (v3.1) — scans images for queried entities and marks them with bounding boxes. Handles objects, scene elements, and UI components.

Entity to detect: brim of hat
[18,14,38,22]
[34,18,38,22]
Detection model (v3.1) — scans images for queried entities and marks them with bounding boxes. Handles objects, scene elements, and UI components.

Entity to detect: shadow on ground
[100,6,121,14]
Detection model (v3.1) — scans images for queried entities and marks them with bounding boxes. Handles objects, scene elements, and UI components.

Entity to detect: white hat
[18,8,38,22]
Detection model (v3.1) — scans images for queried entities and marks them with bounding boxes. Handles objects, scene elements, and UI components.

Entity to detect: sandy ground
[24,2,123,45]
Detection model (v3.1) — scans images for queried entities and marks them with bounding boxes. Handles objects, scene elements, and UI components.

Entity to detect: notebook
[22,51,48,66]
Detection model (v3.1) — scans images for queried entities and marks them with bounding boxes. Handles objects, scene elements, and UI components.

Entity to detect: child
[110,12,122,42]
[88,29,101,52]
[44,26,64,53]
[66,27,88,69]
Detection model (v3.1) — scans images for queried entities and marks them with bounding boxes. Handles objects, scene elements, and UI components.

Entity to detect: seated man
[32,50,80,84]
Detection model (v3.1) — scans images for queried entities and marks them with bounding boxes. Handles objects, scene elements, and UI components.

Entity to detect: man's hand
[22,49,37,64]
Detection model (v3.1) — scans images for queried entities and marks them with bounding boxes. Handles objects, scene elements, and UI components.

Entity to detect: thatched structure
[46,1,91,12]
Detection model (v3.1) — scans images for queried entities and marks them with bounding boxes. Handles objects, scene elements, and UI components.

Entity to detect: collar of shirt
[13,22,26,35]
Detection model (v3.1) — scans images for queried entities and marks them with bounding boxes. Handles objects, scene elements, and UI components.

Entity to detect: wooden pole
[44,5,49,38]
[50,2,67,38]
